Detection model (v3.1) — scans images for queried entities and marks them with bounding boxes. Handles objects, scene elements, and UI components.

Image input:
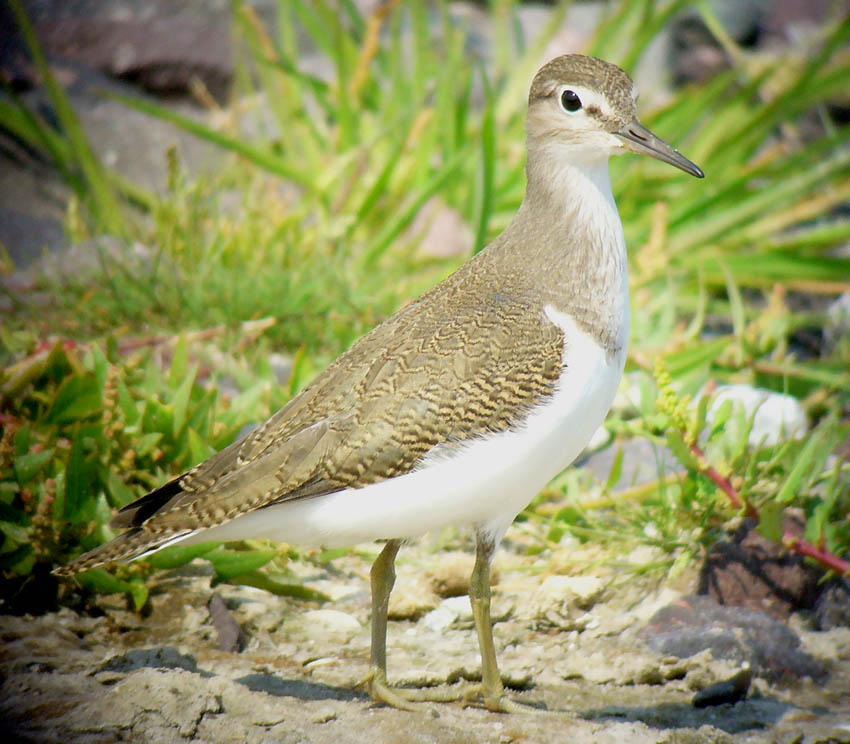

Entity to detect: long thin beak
[616,118,704,178]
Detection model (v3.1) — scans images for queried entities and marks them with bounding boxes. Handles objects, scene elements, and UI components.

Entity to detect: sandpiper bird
[56,55,703,712]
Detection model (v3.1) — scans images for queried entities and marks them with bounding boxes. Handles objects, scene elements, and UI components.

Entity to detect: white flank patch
[182,309,627,551]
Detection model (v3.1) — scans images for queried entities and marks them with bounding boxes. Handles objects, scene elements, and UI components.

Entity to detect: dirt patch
[2,542,848,743]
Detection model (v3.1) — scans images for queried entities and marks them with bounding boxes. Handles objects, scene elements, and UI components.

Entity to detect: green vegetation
[1,0,848,612]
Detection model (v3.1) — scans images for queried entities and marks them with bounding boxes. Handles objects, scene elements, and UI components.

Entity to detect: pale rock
[388,577,438,620]
[426,552,476,598]
[541,575,606,608]
[419,594,475,633]
[441,595,474,622]
[625,544,666,567]
[526,575,606,631]
[422,604,459,633]
[300,609,361,639]
[707,384,807,446]
[562,649,667,686]
[629,587,683,625]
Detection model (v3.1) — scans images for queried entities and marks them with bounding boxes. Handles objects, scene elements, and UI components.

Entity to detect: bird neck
[522,144,619,233]
[497,145,629,356]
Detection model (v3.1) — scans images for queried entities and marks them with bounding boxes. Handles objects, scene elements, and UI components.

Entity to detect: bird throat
[493,152,629,358]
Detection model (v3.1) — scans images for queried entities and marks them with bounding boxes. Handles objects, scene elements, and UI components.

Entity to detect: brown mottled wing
[141,288,562,528]
[57,253,565,574]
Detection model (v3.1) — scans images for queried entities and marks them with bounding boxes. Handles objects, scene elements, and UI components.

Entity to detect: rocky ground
[2,538,849,744]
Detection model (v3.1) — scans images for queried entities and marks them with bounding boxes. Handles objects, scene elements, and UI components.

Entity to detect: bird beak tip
[617,118,704,179]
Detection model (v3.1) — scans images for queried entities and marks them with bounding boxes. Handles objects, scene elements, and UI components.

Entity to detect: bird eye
[560,89,582,113]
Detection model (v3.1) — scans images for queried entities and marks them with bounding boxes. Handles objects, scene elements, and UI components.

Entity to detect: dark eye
[560,89,582,113]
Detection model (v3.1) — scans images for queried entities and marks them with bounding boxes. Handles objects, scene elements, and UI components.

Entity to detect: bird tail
[52,528,190,578]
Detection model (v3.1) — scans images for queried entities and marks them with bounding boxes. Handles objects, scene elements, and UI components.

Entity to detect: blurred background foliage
[0,0,848,613]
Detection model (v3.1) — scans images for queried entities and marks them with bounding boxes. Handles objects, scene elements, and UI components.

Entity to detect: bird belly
[185,308,626,550]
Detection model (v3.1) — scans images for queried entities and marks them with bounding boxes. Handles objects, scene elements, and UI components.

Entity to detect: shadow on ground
[579,698,795,734]
[235,672,366,703]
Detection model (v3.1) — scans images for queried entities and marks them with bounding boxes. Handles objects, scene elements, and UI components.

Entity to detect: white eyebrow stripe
[556,84,613,118]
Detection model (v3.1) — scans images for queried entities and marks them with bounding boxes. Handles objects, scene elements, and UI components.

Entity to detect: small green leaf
[187,390,215,436]
[65,432,94,523]
[708,399,733,439]
[315,547,351,563]
[75,567,147,610]
[757,502,784,543]
[186,428,214,466]
[134,432,163,458]
[169,335,189,387]
[13,448,54,483]
[0,520,31,546]
[90,344,109,392]
[145,541,219,570]
[205,548,275,579]
[75,568,127,594]
[694,392,710,440]
[554,505,583,526]
[143,399,172,440]
[666,431,701,471]
[546,522,565,544]
[0,543,33,571]
[101,467,135,509]
[720,263,746,339]
[127,580,150,612]
[221,569,329,601]
[171,363,198,438]
[116,379,139,426]
[776,421,833,502]
[13,424,31,457]
[605,447,624,491]
[47,374,102,424]
[664,337,728,378]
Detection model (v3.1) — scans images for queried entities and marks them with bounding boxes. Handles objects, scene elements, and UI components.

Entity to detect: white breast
[186,306,628,551]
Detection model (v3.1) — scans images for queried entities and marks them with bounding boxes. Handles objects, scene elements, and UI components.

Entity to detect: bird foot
[359,669,530,713]
[460,683,532,713]
[359,669,424,711]
[359,669,462,711]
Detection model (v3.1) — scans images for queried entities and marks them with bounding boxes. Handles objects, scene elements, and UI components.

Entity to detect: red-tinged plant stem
[784,532,850,576]
[690,443,849,576]
[691,443,759,519]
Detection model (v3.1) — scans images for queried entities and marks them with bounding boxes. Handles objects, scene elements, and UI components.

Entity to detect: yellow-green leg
[362,539,413,708]
[362,539,459,709]
[361,535,527,712]
[466,532,527,713]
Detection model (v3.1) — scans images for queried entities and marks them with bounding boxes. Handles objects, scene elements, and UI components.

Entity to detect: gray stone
[208,593,248,653]
[813,580,850,631]
[640,594,824,682]
[693,667,753,708]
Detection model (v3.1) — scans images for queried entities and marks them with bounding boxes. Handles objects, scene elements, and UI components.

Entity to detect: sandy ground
[2,540,849,744]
